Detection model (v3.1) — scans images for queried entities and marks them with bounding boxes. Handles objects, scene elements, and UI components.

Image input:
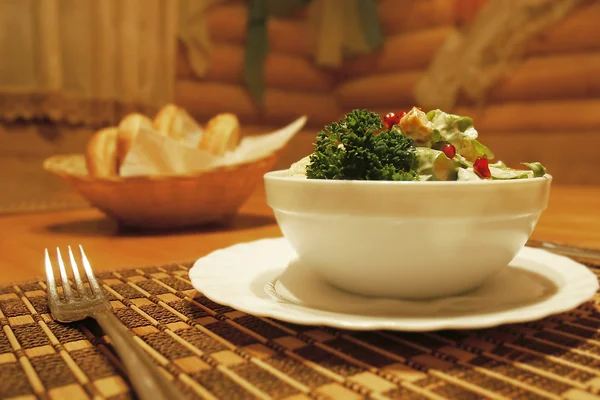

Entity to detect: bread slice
[153,104,178,138]
[153,104,202,142]
[85,127,119,177]
[197,113,240,156]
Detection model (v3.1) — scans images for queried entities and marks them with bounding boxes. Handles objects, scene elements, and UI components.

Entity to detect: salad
[288,107,547,181]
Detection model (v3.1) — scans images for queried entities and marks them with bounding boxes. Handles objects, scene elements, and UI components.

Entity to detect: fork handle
[94,310,186,400]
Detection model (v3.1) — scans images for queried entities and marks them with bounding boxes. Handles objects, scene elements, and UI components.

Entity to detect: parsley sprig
[306,110,419,181]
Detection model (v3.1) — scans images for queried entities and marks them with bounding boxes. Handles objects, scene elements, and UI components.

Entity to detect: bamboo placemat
[0,177,90,216]
[1,260,599,400]
[0,157,90,215]
[0,197,90,215]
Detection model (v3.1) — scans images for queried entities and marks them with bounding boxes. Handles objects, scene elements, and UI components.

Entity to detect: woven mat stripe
[147,265,453,400]
[99,272,274,400]
[173,263,483,400]
[36,279,184,400]
[153,266,400,396]
[175,263,600,400]
[0,261,599,399]
[140,264,419,400]
[171,266,504,400]
[173,263,600,399]
[131,267,325,396]
[154,264,405,399]
[0,304,46,399]
[0,272,592,400]
[2,282,102,400]
[24,282,105,399]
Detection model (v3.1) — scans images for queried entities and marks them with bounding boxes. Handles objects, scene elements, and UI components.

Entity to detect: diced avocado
[457,117,474,132]
[457,168,481,181]
[490,167,532,180]
[416,147,459,181]
[473,139,495,159]
[522,162,547,177]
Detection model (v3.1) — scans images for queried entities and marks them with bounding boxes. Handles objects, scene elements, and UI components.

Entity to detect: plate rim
[189,237,599,331]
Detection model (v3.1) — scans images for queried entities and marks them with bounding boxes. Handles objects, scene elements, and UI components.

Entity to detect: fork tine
[56,248,73,300]
[78,245,103,295]
[68,246,87,296]
[44,249,59,299]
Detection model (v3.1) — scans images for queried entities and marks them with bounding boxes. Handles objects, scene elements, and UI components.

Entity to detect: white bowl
[264,170,552,300]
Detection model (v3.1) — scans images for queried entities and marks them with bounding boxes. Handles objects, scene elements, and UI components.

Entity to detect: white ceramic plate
[189,237,598,331]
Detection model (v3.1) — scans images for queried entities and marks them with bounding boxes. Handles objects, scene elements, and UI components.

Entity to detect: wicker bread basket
[43,153,278,230]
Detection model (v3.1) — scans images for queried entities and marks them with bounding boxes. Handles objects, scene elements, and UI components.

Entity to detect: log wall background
[175,0,599,185]
[175,0,339,127]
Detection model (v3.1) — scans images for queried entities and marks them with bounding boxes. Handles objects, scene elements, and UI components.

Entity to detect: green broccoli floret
[306,109,419,181]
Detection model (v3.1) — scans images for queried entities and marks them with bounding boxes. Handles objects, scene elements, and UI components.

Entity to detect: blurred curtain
[0,0,178,126]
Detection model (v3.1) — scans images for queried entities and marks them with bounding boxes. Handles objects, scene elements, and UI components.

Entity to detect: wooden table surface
[0,184,599,285]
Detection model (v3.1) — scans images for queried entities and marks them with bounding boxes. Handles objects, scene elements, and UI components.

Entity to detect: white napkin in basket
[119,116,307,177]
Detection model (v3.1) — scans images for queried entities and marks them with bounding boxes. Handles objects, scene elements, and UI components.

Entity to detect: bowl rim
[264,169,553,186]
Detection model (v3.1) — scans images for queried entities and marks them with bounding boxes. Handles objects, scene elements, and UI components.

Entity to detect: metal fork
[45,246,185,400]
